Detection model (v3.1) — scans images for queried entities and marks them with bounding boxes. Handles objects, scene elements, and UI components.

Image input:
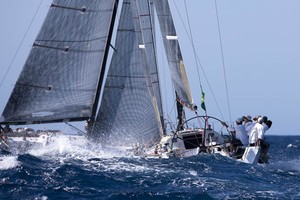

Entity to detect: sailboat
[0,0,264,164]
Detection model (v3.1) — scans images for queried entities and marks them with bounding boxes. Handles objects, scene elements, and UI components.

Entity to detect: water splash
[287,143,298,148]
[0,156,19,170]
[270,159,300,173]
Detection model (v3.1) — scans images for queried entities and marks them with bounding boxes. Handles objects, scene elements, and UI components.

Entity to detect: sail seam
[108,75,147,79]
[117,28,135,32]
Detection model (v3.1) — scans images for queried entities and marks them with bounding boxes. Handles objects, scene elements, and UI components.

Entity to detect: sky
[0,0,300,135]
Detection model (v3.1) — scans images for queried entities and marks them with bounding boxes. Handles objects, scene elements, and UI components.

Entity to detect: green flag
[201,91,206,111]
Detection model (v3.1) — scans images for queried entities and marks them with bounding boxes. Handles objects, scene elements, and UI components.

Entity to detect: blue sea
[1,136,299,200]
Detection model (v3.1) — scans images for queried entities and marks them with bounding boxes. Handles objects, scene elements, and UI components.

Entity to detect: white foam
[270,159,300,172]
[28,135,87,154]
[27,134,135,163]
[189,170,198,176]
[287,143,298,148]
[0,156,19,170]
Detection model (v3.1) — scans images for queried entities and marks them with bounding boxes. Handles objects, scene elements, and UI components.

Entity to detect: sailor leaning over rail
[248,117,272,161]
[243,115,255,136]
[230,118,249,156]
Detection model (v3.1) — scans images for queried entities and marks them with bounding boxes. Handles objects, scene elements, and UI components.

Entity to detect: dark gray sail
[131,0,165,133]
[93,0,162,146]
[154,0,195,110]
[0,0,118,124]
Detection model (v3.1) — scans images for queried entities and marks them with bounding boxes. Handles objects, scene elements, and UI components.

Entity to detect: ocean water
[0,136,299,200]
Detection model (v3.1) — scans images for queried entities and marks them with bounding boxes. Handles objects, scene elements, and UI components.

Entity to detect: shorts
[261,140,270,149]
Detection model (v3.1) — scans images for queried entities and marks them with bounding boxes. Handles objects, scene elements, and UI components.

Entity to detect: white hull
[137,128,265,164]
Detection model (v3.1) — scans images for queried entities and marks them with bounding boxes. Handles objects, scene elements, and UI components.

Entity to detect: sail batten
[0,0,118,125]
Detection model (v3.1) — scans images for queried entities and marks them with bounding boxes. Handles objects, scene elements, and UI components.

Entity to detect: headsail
[92,0,162,146]
[154,0,195,111]
[0,0,118,125]
[132,0,165,133]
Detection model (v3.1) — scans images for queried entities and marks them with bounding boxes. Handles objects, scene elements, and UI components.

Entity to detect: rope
[0,0,44,90]
[167,100,177,132]
[183,0,203,93]
[172,0,225,122]
[183,0,208,133]
[214,0,232,123]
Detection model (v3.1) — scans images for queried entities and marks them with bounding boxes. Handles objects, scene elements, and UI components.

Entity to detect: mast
[89,0,119,126]
[176,93,185,131]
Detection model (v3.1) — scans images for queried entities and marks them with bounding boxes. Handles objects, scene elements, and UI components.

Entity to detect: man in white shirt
[249,117,270,162]
[249,117,264,145]
[230,118,249,155]
[243,115,255,136]
[235,119,249,146]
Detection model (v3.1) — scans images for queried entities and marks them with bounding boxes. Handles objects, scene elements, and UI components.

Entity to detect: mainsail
[92,0,162,146]
[0,0,118,124]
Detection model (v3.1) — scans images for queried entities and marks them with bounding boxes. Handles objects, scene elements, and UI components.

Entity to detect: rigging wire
[172,0,225,121]
[214,0,232,124]
[0,0,44,90]
[183,0,203,92]
[183,0,204,129]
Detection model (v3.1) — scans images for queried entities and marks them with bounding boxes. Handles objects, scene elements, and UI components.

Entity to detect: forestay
[0,0,118,124]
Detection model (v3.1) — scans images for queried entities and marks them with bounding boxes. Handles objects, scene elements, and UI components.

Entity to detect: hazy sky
[1,0,300,135]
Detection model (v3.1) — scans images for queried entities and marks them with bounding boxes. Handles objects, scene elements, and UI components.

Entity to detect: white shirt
[249,123,264,144]
[235,124,249,146]
[245,121,255,136]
